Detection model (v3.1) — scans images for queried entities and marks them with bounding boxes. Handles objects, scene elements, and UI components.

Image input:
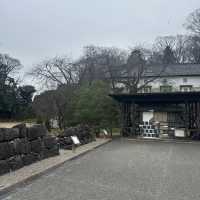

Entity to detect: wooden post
[131,101,136,137]
[72,143,76,153]
[184,102,190,136]
[195,102,198,129]
[119,102,129,137]
[196,102,200,130]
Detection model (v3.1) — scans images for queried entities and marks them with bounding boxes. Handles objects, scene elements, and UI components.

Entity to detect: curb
[0,139,111,197]
[67,139,112,161]
[126,138,200,144]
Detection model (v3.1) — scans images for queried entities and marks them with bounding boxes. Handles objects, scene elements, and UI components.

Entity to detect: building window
[143,86,152,93]
[160,85,172,93]
[180,85,192,92]
[162,78,168,84]
[183,78,188,83]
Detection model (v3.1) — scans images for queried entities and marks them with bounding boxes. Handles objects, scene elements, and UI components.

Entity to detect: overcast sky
[0,0,200,75]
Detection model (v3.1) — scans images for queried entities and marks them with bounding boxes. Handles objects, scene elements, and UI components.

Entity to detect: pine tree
[162,46,177,64]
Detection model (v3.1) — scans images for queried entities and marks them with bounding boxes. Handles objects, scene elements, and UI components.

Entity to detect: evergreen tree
[162,46,177,64]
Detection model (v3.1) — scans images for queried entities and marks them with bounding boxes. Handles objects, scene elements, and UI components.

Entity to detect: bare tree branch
[185,8,200,35]
[28,56,80,89]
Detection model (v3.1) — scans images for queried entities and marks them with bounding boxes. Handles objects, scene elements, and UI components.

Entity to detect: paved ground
[0,139,110,194]
[1,139,200,200]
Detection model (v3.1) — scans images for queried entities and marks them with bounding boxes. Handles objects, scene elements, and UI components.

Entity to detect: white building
[139,64,200,93]
[111,64,200,138]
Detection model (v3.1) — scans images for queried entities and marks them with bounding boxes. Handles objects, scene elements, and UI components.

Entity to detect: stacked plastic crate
[139,121,159,138]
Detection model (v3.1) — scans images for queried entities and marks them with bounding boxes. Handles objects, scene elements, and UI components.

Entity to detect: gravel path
[1,139,200,200]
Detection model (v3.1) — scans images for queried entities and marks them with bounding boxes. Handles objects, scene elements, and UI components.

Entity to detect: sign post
[71,136,81,153]
[102,129,108,138]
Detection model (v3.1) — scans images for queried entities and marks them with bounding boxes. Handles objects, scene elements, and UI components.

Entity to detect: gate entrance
[110,92,200,139]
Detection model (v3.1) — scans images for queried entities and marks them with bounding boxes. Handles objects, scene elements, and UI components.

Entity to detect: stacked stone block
[58,124,94,149]
[0,124,59,176]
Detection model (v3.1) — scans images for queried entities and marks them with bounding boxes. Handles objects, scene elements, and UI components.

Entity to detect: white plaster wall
[113,76,200,93]
[139,76,200,92]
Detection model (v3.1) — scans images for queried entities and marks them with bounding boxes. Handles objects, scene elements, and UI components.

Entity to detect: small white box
[175,129,185,137]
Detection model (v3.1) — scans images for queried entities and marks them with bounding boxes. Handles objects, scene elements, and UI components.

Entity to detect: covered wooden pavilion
[110,92,200,137]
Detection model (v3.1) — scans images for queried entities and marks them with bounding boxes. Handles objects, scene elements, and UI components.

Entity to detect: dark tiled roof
[144,64,200,77]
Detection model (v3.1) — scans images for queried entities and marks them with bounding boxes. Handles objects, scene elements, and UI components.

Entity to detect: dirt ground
[0,122,34,128]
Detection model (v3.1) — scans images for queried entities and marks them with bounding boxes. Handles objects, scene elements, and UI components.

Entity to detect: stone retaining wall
[0,124,59,175]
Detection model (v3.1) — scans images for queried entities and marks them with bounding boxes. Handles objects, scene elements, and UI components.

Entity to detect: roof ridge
[147,63,200,67]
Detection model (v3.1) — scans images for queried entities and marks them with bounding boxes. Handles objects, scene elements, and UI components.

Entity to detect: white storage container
[175,129,185,137]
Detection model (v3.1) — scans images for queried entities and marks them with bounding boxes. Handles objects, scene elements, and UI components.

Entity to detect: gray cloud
[0,0,200,75]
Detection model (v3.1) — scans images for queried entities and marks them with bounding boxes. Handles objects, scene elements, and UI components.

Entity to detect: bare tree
[147,51,163,65]
[79,46,164,93]
[154,36,176,51]
[95,47,128,91]
[151,35,190,64]
[186,35,200,63]
[173,35,189,63]
[0,54,21,75]
[185,8,200,35]
[110,48,167,136]
[77,45,128,88]
[32,84,76,129]
[120,49,146,93]
[148,36,176,65]
[76,46,100,86]
[32,90,58,123]
[115,48,167,94]
[0,54,22,85]
[29,56,80,89]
